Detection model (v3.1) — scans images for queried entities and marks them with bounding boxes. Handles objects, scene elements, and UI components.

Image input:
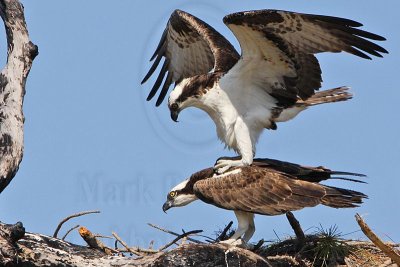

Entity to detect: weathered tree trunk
[1,220,398,267]
[0,0,38,193]
[0,222,270,267]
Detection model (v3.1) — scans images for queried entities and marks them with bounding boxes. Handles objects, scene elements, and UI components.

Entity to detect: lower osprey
[163,158,366,245]
[142,9,387,173]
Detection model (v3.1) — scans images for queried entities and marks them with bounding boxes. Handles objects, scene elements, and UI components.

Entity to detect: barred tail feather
[322,186,367,208]
[299,86,352,107]
[274,86,352,123]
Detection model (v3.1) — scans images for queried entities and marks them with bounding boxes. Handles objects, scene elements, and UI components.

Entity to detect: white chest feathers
[195,81,277,152]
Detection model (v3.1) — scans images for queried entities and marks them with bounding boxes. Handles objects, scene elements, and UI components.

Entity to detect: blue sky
[1,0,399,248]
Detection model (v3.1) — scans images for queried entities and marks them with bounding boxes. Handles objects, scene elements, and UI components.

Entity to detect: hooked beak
[170,109,180,122]
[162,201,172,213]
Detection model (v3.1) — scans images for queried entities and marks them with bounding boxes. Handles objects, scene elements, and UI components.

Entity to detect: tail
[297,86,352,107]
[322,186,367,208]
[274,86,352,123]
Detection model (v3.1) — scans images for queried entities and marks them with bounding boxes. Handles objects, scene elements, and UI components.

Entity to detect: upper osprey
[142,9,387,173]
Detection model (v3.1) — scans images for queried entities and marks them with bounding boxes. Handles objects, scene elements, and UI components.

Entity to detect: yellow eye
[169,191,176,198]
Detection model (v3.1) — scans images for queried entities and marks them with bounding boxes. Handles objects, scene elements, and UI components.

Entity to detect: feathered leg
[220,211,255,246]
[214,117,254,174]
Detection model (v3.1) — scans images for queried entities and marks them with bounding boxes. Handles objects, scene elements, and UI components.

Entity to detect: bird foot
[214,159,247,174]
[219,238,244,247]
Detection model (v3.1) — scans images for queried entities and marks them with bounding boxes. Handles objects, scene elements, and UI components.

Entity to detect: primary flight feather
[142,9,387,173]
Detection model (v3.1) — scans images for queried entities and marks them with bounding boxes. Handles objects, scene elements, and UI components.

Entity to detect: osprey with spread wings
[142,9,387,173]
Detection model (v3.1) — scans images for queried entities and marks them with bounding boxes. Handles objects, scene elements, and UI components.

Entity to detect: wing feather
[252,157,366,183]
[142,10,239,106]
[222,9,387,105]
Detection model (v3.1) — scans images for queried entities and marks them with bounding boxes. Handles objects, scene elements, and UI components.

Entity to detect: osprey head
[162,178,198,213]
[168,74,218,122]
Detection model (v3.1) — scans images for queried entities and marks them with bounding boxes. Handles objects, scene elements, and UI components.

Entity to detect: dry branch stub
[355,213,400,266]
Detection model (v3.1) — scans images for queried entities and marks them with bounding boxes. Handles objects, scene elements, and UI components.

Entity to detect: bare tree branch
[61,224,80,241]
[0,0,38,193]
[355,213,400,266]
[158,229,203,251]
[147,223,203,244]
[112,231,146,256]
[216,221,233,242]
[53,210,100,238]
[286,212,305,245]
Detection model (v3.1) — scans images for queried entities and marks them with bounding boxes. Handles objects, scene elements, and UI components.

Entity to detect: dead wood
[53,210,100,238]
[1,220,399,267]
[355,213,400,266]
[0,0,38,193]
[0,220,271,266]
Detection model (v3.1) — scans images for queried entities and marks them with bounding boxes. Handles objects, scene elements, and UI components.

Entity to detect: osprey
[142,9,387,173]
[162,158,367,245]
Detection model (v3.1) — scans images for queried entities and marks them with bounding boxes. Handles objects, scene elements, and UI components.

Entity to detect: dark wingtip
[155,94,166,106]
[380,47,389,54]
[331,171,367,177]
[150,53,157,62]
[370,34,386,41]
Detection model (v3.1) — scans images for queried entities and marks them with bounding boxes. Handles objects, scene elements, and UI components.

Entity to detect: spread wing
[142,9,239,106]
[222,10,388,106]
[193,167,366,215]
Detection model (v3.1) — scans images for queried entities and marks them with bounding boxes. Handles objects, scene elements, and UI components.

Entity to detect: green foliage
[312,224,351,266]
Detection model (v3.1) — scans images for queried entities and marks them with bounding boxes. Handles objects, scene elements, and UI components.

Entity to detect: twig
[355,213,400,265]
[195,234,216,242]
[79,226,115,255]
[112,232,158,256]
[61,224,79,241]
[216,221,233,242]
[273,229,281,242]
[148,240,154,249]
[112,231,143,256]
[286,212,305,245]
[53,210,100,238]
[147,223,203,244]
[94,234,113,239]
[252,239,265,252]
[158,230,203,251]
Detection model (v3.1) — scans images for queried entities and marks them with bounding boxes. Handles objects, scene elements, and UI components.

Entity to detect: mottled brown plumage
[195,167,365,216]
[164,158,367,244]
[185,158,367,215]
